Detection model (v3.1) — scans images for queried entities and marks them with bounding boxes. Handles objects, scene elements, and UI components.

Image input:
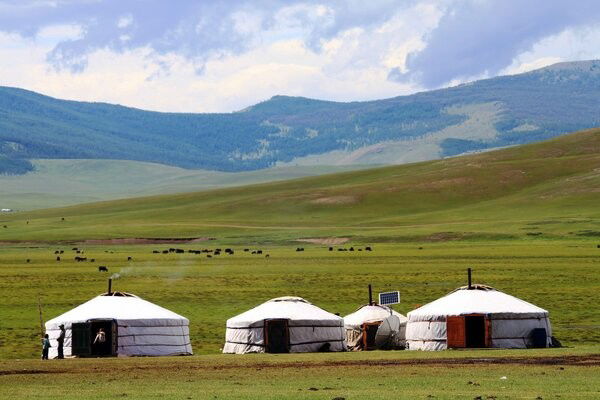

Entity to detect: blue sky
[0,0,599,112]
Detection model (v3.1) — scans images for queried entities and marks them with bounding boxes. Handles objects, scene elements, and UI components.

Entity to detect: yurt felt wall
[45,293,192,358]
[406,285,552,351]
[223,297,346,354]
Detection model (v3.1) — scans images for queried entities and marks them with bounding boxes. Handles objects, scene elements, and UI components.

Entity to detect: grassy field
[1,241,599,360]
[2,349,600,399]
[0,128,598,242]
[0,159,365,210]
[0,129,599,397]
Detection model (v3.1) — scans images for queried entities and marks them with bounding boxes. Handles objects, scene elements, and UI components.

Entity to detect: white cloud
[0,3,443,113]
[501,24,600,75]
[117,15,133,29]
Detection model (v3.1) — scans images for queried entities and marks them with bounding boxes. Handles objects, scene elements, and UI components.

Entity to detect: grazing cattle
[26,259,30,263]
[74,256,87,262]
[90,259,95,263]
[365,246,372,251]
[127,256,133,261]
[244,248,250,252]
[61,217,65,221]
[169,248,176,253]
[257,250,263,255]
[98,266,108,272]
[3,225,7,229]
[175,249,184,254]
[54,250,60,254]
[358,249,363,252]
[265,254,270,258]
[153,250,160,254]
[328,247,333,251]
[72,247,78,251]
[349,247,354,252]
[296,247,304,252]
[207,255,212,258]
[56,256,61,261]
[597,244,600,248]
[162,250,169,254]
[251,251,256,254]
[418,247,423,250]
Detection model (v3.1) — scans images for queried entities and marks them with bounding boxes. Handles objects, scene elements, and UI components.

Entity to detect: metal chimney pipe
[467,268,472,290]
[108,278,112,295]
[368,284,373,305]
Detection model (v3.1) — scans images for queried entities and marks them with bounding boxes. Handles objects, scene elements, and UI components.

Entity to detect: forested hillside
[1,60,599,174]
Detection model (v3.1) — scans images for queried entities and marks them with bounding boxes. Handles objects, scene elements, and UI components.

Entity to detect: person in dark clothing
[57,324,66,359]
[41,334,51,360]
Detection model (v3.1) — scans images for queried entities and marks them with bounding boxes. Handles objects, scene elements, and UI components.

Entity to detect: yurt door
[362,322,382,350]
[71,322,92,356]
[90,319,117,356]
[264,319,290,353]
[447,314,491,348]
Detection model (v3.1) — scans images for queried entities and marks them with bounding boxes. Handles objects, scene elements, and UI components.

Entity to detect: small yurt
[344,304,408,350]
[406,284,552,351]
[45,291,193,358]
[223,297,346,354]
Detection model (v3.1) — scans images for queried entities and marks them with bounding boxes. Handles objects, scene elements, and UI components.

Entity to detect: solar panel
[379,291,400,305]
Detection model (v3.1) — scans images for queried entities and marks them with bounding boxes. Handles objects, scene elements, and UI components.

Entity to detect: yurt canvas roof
[408,285,548,322]
[227,296,342,328]
[344,304,407,327]
[46,293,189,328]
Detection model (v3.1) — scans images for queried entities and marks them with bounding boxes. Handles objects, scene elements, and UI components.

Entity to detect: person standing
[41,334,51,360]
[57,324,66,359]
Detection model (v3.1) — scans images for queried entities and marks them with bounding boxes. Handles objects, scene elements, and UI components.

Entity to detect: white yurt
[223,297,346,354]
[344,304,408,350]
[406,285,552,351]
[45,291,193,358]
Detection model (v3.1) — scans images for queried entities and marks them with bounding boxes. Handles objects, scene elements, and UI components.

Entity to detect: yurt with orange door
[405,284,552,351]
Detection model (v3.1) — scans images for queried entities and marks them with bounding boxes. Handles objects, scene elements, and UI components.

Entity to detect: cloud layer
[0,0,599,112]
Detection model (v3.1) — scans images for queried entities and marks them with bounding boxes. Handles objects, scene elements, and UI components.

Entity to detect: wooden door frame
[447,314,492,349]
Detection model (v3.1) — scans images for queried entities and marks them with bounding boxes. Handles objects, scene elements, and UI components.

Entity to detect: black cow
[328,247,333,251]
[365,246,372,251]
[98,266,108,272]
[90,259,95,263]
[56,256,61,262]
[153,250,160,254]
[162,250,169,254]
[127,256,133,261]
[257,250,263,255]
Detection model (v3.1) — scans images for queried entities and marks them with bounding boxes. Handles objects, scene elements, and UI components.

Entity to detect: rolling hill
[1,60,600,175]
[1,127,598,242]
[0,160,365,210]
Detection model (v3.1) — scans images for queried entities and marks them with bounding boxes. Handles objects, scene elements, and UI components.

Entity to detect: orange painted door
[446,316,466,348]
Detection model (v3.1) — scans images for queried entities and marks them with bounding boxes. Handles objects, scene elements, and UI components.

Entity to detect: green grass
[1,350,599,399]
[0,128,598,242]
[1,241,599,360]
[0,159,365,210]
[1,128,599,397]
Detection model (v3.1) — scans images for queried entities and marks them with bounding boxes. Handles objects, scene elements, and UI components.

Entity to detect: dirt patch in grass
[297,237,350,245]
[310,195,358,205]
[81,237,215,245]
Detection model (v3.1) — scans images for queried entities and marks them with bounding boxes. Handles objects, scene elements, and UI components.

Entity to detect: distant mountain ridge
[1,60,599,174]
